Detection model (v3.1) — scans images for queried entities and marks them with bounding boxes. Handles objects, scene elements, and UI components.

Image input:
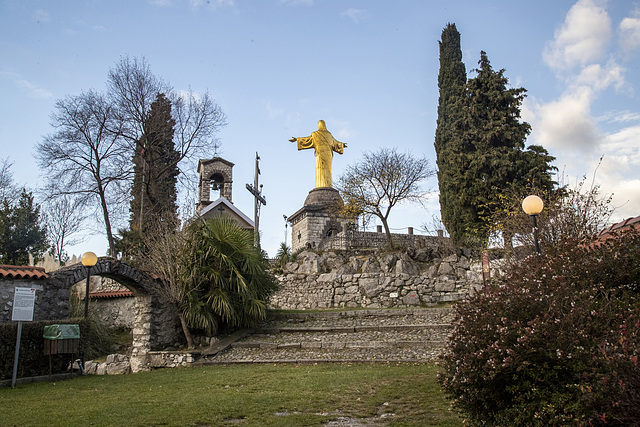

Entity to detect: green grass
[0,363,461,426]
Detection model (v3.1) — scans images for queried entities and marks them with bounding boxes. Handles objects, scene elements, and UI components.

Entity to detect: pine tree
[129,93,179,236]
[0,189,48,265]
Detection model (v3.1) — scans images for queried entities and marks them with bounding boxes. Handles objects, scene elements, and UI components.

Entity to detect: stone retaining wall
[270,249,485,310]
[147,351,196,368]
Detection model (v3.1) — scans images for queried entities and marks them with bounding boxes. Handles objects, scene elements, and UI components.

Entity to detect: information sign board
[11,287,36,322]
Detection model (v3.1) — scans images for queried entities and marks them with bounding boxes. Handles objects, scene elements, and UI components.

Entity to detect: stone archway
[48,258,177,372]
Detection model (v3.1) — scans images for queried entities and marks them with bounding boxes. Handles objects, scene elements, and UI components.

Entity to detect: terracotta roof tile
[0,265,48,280]
[89,290,134,299]
[596,215,640,241]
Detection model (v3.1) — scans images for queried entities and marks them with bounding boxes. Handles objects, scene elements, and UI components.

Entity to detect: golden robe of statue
[289,120,347,188]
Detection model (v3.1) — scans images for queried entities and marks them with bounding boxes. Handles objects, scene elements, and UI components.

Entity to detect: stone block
[443,254,458,263]
[437,262,453,275]
[395,259,419,276]
[359,277,383,298]
[434,280,456,292]
[402,292,421,306]
[318,272,339,283]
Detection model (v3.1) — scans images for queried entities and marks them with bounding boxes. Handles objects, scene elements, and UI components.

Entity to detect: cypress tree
[434,26,557,244]
[434,23,472,242]
[130,93,179,235]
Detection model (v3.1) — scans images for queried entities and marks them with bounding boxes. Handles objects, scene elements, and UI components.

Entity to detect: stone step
[195,307,454,365]
[255,324,451,333]
[233,340,446,349]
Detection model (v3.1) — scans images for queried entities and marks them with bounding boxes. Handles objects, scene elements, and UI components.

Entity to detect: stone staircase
[196,307,454,365]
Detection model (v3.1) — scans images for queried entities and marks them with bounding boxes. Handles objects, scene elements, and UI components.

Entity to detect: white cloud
[525,88,600,152]
[262,99,284,119]
[33,9,50,23]
[1,71,53,99]
[572,61,626,92]
[16,79,53,99]
[543,0,611,71]
[340,8,369,24]
[619,13,640,53]
[598,110,640,124]
[595,145,640,221]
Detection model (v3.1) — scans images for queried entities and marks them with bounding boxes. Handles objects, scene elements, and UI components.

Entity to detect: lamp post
[522,195,544,254]
[81,252,98,319]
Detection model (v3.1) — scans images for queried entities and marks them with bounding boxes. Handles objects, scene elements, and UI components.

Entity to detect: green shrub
[0,319,89,380]
[439,228,640,425]
[1,316,130,381]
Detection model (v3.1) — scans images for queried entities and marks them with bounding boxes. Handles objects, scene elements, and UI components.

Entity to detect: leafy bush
[1,319,89,380]
[142,216,279,348]
[439,228,640,425]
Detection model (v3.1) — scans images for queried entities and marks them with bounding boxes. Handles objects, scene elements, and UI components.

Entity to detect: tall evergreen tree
[0,189,48,265]
[461,52,556,241]
[434,23,471,242]
[130,93,179,234]
[434,26,557,244]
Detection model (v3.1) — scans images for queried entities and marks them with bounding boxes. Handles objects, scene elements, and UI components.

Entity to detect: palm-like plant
[182,216,278,337]
[142,216,277,348]
[275,242,292,267]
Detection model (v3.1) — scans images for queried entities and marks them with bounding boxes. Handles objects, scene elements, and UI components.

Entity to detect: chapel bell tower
[197,157,234,213]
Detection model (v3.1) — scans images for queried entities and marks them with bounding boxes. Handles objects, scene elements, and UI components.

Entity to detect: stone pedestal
[289,187,347,252]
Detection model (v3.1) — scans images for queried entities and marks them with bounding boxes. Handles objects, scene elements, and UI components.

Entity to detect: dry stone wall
[270,249,485,310]
[1,278,69,323]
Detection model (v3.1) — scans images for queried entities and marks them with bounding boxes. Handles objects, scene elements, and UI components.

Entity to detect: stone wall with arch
[47,258,182,372]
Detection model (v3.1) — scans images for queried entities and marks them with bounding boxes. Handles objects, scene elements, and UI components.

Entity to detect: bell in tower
[196,157,234,213]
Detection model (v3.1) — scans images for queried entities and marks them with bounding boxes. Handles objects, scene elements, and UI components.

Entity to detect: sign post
[11,287,36,388]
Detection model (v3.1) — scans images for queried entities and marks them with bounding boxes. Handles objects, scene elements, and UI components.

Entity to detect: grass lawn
[0,362,462,426]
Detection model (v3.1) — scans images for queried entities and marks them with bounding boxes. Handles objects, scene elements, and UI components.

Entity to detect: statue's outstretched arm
[295,135,314,150]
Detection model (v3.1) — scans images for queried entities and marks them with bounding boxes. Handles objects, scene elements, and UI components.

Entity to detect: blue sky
[1,0,639,257]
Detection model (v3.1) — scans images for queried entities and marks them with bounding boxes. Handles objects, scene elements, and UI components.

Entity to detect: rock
[395,259,419,276]
[402,292,420,306]
[359,277,383,298]
[380,254,398,272]
[437,262,453,275]
[361,257,380,273]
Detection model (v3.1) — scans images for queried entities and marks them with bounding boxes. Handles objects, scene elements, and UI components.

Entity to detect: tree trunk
[380,218,395,249]
[178,313,194,349]
[96,183,117,258]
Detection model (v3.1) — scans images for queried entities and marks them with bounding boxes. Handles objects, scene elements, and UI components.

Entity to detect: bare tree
[0,157,16,201]
[107,56,226,226]
[36,90,130,256]
[43,195,88,263]
[108,56,226,184]
[139,221,196,348]
[336,147,435,248]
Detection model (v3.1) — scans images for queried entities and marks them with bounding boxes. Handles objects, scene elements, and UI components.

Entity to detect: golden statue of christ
[289,120,347,188]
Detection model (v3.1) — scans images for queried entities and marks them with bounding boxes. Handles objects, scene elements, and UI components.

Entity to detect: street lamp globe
[522,195,544,216]
[81,251,98,267]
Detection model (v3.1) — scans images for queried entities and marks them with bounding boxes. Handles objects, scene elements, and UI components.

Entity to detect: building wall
[1,278,69,323]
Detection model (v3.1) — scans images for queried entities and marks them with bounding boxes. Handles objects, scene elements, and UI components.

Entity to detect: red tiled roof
[89,290,134,299]
[596,215,640,240]
[0,265,48,280]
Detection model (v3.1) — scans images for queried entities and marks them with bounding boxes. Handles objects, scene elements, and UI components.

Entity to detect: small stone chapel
[196,157,254,229]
